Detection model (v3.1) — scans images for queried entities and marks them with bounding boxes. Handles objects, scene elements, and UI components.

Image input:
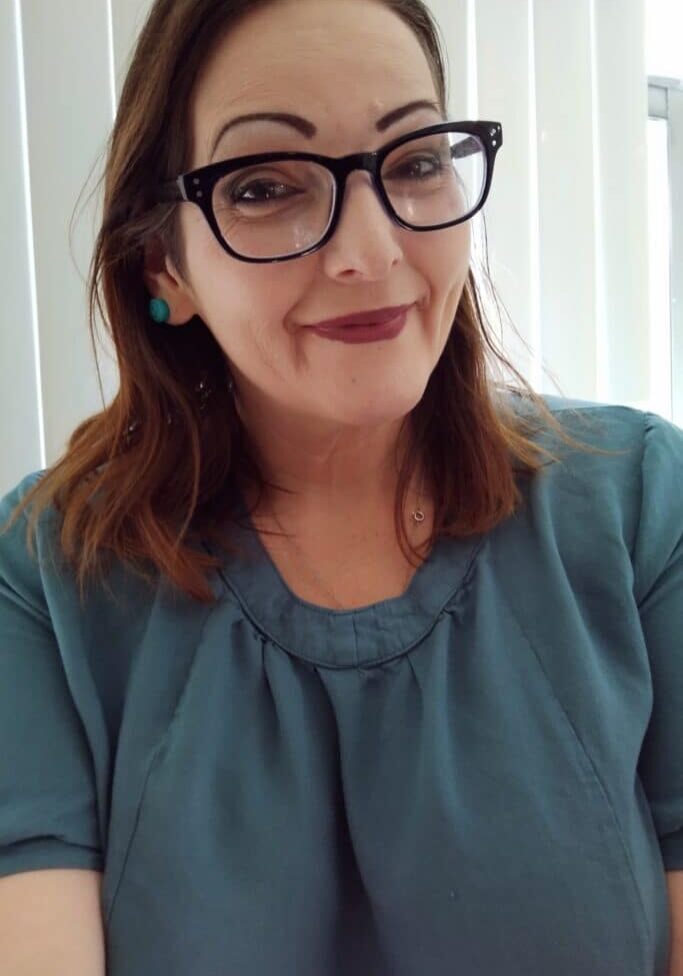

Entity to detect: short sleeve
[633,411,683,870]
[0,473,104,879]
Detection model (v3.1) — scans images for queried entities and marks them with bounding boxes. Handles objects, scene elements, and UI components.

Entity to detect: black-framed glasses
[153,120,503,264]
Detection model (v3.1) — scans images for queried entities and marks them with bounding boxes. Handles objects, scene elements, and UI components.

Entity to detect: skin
[143,0,470,546]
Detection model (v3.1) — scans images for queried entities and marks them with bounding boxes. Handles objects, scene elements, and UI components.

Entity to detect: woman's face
[146,0,470,490]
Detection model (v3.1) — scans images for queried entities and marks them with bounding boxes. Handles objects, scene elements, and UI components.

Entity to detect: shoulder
[0,469,52,617]
[532,393,683,494]
[0,467,160,653]
[507,393,683,604]
[510,391,680,488]
[0,468,48,527]
[513,391,654,450]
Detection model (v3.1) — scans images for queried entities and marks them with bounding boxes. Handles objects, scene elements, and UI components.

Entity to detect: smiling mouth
[304,303,415,331]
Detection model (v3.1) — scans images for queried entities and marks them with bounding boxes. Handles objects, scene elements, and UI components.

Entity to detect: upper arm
[633,413,683,869]
[0,477,103,877]
[0,868,105,974]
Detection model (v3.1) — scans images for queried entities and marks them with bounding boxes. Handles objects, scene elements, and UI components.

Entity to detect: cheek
[418,228,470,341]
[180,219,285,319]
[441,221,471,276]
[188,260,308,354]
[417,225,470,304]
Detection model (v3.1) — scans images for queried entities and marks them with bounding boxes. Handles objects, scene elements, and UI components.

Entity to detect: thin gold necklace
[264,482,428,610]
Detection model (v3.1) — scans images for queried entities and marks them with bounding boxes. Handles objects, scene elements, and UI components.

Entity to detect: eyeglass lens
[210,128,486,259]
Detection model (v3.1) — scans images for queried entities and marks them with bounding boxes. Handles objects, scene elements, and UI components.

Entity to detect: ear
[142,235,199,326]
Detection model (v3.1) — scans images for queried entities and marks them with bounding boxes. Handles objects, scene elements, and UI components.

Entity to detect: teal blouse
[0,394,682,976]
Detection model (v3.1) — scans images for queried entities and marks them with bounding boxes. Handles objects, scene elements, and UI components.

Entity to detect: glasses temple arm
[450,136,484,159]
[154,177,186,203]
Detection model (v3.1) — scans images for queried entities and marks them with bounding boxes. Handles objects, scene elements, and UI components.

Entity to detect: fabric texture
[0,393,681,976]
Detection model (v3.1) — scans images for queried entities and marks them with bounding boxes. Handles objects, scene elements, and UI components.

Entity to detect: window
[646,1,683,424]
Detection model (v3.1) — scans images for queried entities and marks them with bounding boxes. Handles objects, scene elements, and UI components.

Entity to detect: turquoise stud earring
[149,297,170,323]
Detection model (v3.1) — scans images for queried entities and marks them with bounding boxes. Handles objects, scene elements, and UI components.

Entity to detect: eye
[386,154,445,181]
[230,179,301,205]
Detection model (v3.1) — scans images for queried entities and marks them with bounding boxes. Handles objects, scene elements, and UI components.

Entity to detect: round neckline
[204,486,487,668]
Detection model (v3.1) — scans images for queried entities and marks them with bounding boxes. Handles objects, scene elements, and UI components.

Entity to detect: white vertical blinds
[436,0,652,408]
[0,0,663,497]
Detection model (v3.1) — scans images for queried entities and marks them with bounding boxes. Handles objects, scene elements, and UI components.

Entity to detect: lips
[305,303,413,330]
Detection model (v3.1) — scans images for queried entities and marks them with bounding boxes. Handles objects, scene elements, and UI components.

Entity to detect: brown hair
[1,0,627,606]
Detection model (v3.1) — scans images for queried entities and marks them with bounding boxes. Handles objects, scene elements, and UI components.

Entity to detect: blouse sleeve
[0,473,104,879]
[633,411,683,870]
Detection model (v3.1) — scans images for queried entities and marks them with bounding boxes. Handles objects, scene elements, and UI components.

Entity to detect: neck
[232,389,422,521]
[240,470,430,544]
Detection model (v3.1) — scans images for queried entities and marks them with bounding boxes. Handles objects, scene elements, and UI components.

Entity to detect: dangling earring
[194,373,214,413]
[149,297,170,323]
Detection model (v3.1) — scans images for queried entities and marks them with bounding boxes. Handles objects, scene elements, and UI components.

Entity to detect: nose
[338,161,393,220]
[325,167,402,263]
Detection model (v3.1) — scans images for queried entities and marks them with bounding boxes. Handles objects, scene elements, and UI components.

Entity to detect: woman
[0,0,681,973]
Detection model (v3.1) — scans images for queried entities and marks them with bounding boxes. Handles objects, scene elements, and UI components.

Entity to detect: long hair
[1,0,625,606]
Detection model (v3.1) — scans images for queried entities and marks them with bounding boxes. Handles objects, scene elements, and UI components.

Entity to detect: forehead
[189,0,438,163]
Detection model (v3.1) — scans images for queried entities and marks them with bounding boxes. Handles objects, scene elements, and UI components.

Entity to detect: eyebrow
[209,99,445,160]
